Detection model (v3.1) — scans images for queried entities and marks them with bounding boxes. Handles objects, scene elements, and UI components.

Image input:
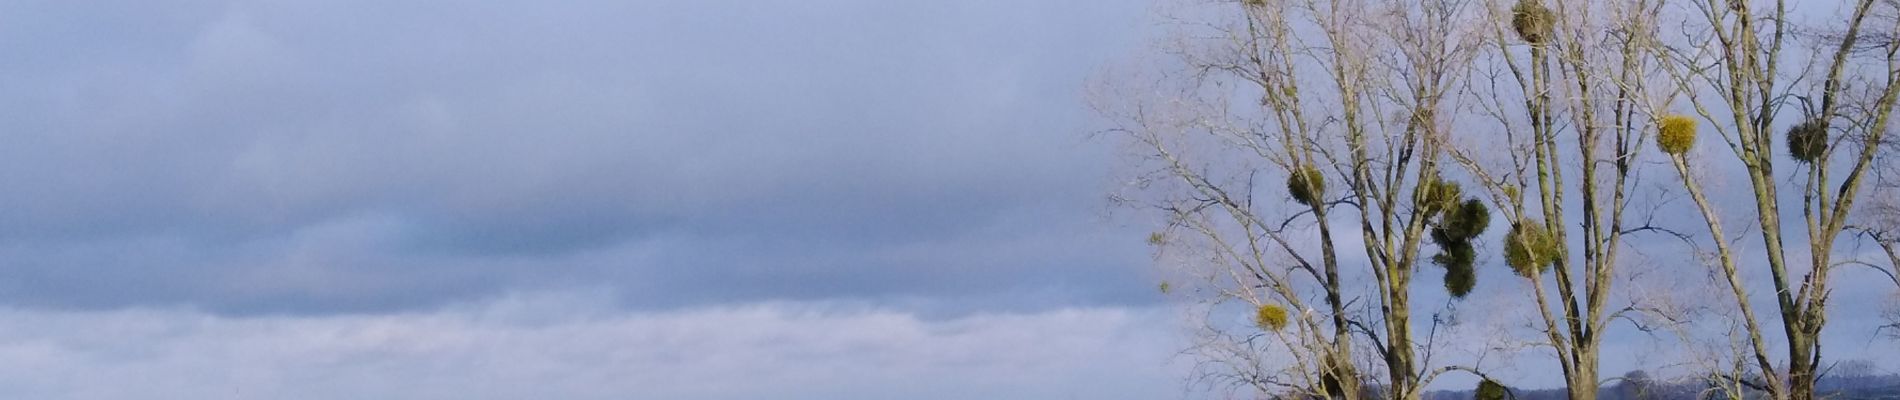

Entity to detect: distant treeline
[1421,373,1900,400]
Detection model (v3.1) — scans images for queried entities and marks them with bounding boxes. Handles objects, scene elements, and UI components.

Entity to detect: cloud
[0,294,1187,400]
[0,0,1156,314]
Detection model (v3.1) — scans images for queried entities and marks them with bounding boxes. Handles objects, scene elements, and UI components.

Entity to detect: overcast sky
[0,1,1200,399]
[0,0,1163,315]
[2,1,1897,399]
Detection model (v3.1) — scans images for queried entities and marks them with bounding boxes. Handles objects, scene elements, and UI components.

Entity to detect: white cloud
[0,293,1188,400]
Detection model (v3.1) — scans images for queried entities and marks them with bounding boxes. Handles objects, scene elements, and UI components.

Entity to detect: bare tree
[1444,0,1675,398]
[1651,0,1900,398]
[1100,0,1498,398]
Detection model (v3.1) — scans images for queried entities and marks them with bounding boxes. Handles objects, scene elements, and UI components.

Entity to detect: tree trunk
[1788,334,1815,400]
[1385,287,1416,400]
[1570,346,1599,400]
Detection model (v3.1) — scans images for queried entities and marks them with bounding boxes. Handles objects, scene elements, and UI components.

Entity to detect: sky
[0,0,1192,399]
[2,0,1897,399]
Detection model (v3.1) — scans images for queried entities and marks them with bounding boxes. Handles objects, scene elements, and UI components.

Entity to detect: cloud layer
[0,294,1185,399]
[0,0,1155,314]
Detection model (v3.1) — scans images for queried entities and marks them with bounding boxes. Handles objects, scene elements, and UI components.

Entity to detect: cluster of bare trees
[1097,0,1900,399]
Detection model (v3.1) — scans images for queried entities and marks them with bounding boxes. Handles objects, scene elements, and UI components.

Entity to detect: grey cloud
[0,0,1156,314]
[0,297,1189,400]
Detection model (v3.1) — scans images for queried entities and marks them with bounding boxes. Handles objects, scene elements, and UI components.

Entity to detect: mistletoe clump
[1287,166,1326,208]
[1426,180,1492,298]
[1422,179,1461,210]
[1657,114,1698,155]
[1438,199,1492,241]
[1477,380,1509,400]
[1511,0,1555,44]
[1255,303,1290,332]
[1441,257,1477,297]
[1504,220,1561,276]
[1787,119,1828,163]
